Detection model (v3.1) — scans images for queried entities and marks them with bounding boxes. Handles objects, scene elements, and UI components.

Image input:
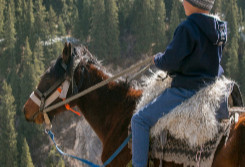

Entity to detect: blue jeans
[131,87,196,167]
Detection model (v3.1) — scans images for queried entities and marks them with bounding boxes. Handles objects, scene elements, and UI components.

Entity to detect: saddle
[129,71,244,167]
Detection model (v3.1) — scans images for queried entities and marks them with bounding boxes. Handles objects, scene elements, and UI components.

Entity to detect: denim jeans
[131,87,196,167]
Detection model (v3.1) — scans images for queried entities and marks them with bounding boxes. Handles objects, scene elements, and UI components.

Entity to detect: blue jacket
[154,13,227,90]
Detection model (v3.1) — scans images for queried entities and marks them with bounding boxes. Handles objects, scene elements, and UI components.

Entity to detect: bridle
[27,48,85,127]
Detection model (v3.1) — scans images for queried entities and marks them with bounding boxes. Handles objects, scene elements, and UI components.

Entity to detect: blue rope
[47,130,132,167]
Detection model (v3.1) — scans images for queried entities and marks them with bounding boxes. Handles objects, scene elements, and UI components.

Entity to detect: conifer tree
[238,0,245,10]
[0,2,16,77]
[34,0,47,42]
[4,3,16,49]
[0,81,18,167]
[104,0,121,61]
[168,0,181,41]
[73,0,92,41]
[153,0,167,53]
[33,38,45,79]
[211,0,222,14]
[224,0,239,79]
[20,37,36,107]
[0,0,5,38]
[117,0,134,35]
[57,16,66,36]
[47,6,58,41]
[20,138,34,167]
[25,0,35,46]
[90,0,107,59]
[14,0,24,62]
[81,0,92,39]
[61,0,77,33]
[164,0,172,20]
[45,146,65,167]
[131,0,154,55]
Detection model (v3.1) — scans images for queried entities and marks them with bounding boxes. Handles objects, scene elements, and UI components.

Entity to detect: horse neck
[75,65,142,144]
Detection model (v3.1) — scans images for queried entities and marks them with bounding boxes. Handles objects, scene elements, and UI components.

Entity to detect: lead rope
[46,129,132,167]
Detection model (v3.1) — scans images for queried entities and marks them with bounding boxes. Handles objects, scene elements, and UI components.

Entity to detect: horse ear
[62,42,71,64]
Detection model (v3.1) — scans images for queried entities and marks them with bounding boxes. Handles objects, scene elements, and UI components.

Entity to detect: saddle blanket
[133,71,235,166]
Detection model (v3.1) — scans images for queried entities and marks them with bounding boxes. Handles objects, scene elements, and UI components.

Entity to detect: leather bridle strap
[30,79,70,124]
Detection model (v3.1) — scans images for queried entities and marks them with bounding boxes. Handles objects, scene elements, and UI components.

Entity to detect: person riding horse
[131,0,227,166]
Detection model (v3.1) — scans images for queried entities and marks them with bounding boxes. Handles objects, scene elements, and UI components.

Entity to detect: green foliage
[0,0,5,38]
[33,38,45,78]
[153,0,167,53]
[117,0,134,34]
[20,138,34,167]
[224,0,239,78]
[73,0,92,41]
[47,7,58,40]
[20,38,36,106]
[45,146,65,167]
[0,81,18,167]
[104,0,121,61]
[211,0,222,14]
[168,0,181,40]
[57,16,66,36]
[90,0,107,58]
[131,0,154,55]
[4,3,16,49]
[34,0,47,42]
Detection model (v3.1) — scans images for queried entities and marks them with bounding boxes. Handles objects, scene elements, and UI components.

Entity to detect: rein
[42,56,153,114]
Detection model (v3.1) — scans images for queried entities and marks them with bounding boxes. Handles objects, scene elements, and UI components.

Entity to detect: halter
[28,48,84,127]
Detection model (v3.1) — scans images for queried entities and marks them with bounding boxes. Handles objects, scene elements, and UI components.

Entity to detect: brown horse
[23,43,245,167]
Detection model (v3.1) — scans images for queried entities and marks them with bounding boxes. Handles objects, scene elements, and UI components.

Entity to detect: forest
[0,0,245,166]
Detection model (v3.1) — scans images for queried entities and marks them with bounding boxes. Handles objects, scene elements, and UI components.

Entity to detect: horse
[23,42,245,167]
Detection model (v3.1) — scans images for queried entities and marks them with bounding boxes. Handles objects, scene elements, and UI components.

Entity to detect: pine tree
[73,0,92,41]
[168,0,181,41]
[131,0,154,55]
[211,0,222,14]
[90,0,107,59]
[4,3,16,49]
[224,0,239,79]
[0,0,5,38]
[45,146,65,167]
[153,0,167,53]
[117,0,134,34]
[57,16,66,36]
[20,37,36,107]
[34,0,47,42]
[26,0,35,46]
[81,0,92,39]
[61,0,77,33]
[33,38,45,79]
[104,0,121,61]
[238,0,245,10]
[20,138,34,167]
[164,0,172,20]
[0,81,18,167]
[47,6,58,42]
[0,2,16,77]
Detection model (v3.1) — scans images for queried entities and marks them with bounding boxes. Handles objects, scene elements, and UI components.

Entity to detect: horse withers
[23,43,245,167]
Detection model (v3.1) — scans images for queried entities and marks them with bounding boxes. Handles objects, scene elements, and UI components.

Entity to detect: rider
[131,0,227,166]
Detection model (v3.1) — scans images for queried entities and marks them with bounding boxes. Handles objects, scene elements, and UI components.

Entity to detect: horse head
[22,42,96,124]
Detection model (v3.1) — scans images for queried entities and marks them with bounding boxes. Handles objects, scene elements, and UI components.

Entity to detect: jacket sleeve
[154,24,195,72]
